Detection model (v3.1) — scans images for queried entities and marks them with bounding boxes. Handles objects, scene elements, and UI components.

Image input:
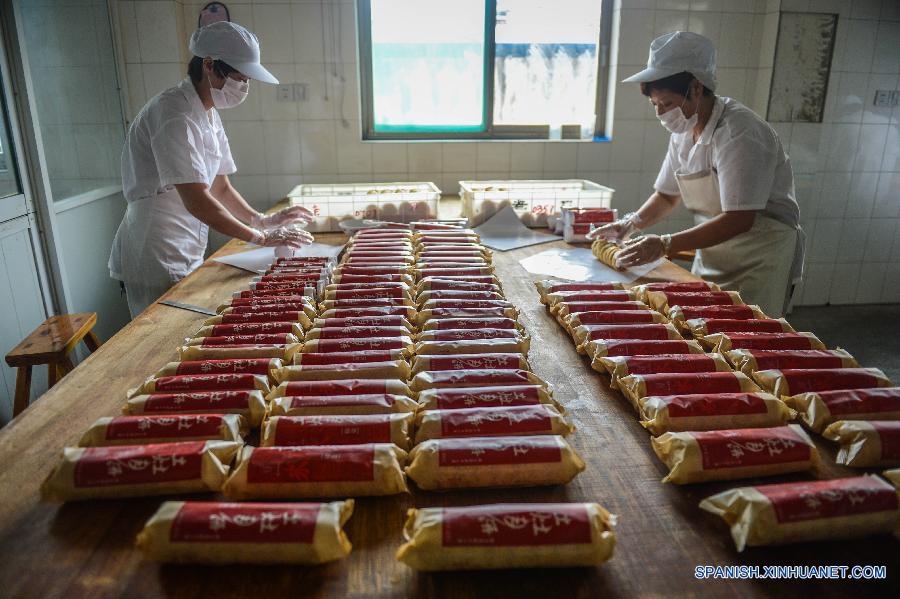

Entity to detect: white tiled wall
[118,0,900,305]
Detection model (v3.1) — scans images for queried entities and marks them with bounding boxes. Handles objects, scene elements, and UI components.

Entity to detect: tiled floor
[788,305,900,382]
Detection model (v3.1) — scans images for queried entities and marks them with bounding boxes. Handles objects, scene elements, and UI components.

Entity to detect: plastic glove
[615,234,665,269]
[252,205,314,229]
[586,212,643,242]
[250,226,314,248]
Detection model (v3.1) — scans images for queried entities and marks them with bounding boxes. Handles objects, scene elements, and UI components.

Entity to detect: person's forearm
[211,176,259,224]
[669,211,756,253]
[634,191,679,229]
[177,184,259,242]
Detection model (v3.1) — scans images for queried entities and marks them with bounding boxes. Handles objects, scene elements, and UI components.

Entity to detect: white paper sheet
[213,243,344,274]
[474,206,562,251]
[518,247,664,283]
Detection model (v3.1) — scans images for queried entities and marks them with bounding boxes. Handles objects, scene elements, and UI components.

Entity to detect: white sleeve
[714,126,777,212]
[215,119,237,176]
[150,117,208,187]
[653,135,681,196]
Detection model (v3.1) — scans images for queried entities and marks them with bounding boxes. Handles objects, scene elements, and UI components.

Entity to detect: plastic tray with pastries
[546,289,636,311]
[178,343,303,362]
[683,317,794,337]
[79,414,246,447]
[646,290,745,313]
[416,307,519,326]
[416,290,504,304]
[587,339,706,364]
[725,348,859,376]
[293,349,408,366]
[261,413,414,451]
[638,392,795,436]
[591,238,624,269]
[419,317,522,333]
[40,440,241,502]
[416,384,561,412]
[222,443,408,500]
[667,304,767,327]
[413,405,572,445]
[137,499,353,564]
[598,353,732,390]
[274,360,412,383]
[822,420,900,468]
[783,387,900,433]
[154,358,283,379]
[396,502,616,571]
[699,475,900,551]
[618,371,761,411]
[305,326,412,340]
[405,435,585,490]
[192,322,306,339]
[752,367,891,399]
[416,275,500,292]
[573,323,683,354]
[651,424,819,484]
[410,353,530,375]
[331,273,415,286]
[267,379,414,401]
[319,306,418,321]
[319,298,416,311]
[300,336,415,356]
[129,373,271,399]
[554,300,648,321]
[408,369,549,393]
[310,315,415,332]
[270,393,419,417]
[415,338,531,356]
[701,331,826,353]
[206,309,314,329]
[534,279,624,304]
[630,280,721,303]
[123,390,268,428]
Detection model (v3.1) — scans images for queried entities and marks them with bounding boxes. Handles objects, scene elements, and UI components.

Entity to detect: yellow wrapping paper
[823,420,900,468]
[701,331,825,353]
[684,317,794,337]
[573,323,682,354]
[638,392,795,436]
[184,333,301,347]
[415,338,530,356]
[416,385,561,412]
[137,500,354,564]
[178,344,303,362]
[396,503,616,570]
[646,290,744,313]
[534,279,624,303]
[752,367,891,398]
[273,360,412,383]
[667,303,765,327]
[154,358,283,380]
[587,338,705,363]
[724,348,858,375]
[130,373,271,399]
[416,307,519,325]
[311,316,415,332]
[619,371,761,409]
[123,391,268,428]
[410,353,530,375]
[408,369,549,393]
[266,379,414,401]
[79,414,245,446]
[216,302,317,319]
[783,388,900,433]
[598,352,732,390]
[204,312,313,330]
[261,414,414,451]
[270,394,419,417]
[300,337,415,357]
[413,405,573,444]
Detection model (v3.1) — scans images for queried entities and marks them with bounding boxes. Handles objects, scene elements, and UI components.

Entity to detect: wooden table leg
[58,355,75,379]
[47,361,59,388]
[13,365,33,417]
[84,331,102,353]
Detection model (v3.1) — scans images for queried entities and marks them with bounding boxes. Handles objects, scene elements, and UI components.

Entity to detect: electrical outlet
[276,84,293,102]
[293,83,308,102]
[874,90,892,107]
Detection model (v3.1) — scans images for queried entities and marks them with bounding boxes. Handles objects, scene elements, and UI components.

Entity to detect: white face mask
[210,75,249,109]
[657,94,698,134]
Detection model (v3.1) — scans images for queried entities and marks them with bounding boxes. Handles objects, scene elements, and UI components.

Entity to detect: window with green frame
[358,0,613,141]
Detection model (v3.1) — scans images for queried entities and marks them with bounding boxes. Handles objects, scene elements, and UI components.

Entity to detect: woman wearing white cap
[590,31,804,317]
[110,21,314,318]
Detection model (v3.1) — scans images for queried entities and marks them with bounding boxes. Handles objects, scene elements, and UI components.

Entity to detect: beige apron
[675,151,804,318]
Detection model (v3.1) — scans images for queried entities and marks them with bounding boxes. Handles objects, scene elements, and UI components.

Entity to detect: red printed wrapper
[311,316,413,330]
[270,393,419,417]
[647,290,742,312]
[123,390,267,426]
[415,280,498,293]
[300,336,414,354]
[319,307,418,319]
[754,367,890,397]
[416,385,558,412]
[726,349,857,375]
[823,421,900,467]
[78,413,244,446]
[619,371,759,406]
[574,324,679,351]
[274,360,411,383]
[414,405,570,443]
[306,326,410,340]
[418,328,523,342]
[269,378,413,399]
[218,312,311,324]
[638,392,795,436]
[785,387,900,432]
[157,358,278,377]
[546,290,634,307]
[554,301,647,318]
[318,298,413,309]
[132,373,269,396]
[703,331,825,352]
[669,304,761,325]
[417,291,502,303]
[597,353,730,387]
[409,369,547,392]
[564,310,662,329]
[326,288,410,300]
[686,318,792,336]
[588,339,704,361]
[195,334,298,346]
[293,350,405,365]
[411,354,528,374]
[262,413,412,450]
[421,317,518,331]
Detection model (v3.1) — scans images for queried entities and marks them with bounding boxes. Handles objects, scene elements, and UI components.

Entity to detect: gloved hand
[250,225,314,248]
[586,211,644,242]
[615,234,668,269]
[252,205,314,229]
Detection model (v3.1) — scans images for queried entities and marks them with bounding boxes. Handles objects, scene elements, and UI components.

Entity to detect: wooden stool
[5,313,102,418]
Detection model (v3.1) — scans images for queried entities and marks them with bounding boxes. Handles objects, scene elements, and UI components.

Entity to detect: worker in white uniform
[590,32,804,317]
[109,21,314,318]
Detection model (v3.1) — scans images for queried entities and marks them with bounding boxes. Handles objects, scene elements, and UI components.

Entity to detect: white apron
[675,156,805,318]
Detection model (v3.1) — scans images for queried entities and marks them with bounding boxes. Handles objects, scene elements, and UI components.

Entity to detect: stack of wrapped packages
[538,277,900,552]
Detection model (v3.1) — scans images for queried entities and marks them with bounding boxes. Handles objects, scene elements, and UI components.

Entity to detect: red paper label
[105,414,225,440]
[220,313,301,324]
[423,370,533,387]
[431,329,519,341]
[153,374,259,392]
[298,351,397,365]
[170,502,320,543]
[601,340,693,357]
[662,292,735,306]
[575,310,654,324]
[585,324,671,340]
[570,224,592,235]
[758,476,899,524]
[326,298,406,307]
[703,319,785,333]
[553,291,631,302]
[663,393,767,418]
[561,301,643,313]
[641,372,742,395]
[442,504,592,547]
[780,369,880,394]
[691,427,810,470]
[821,387,900,416]
[315,316,406,328]
[333,289,406,300]
[431,318,515,330]
[679,305,755,320]
[142,391,252,413]
[311,338,408,352]
[274,415,392,445]
[439,406,552,437]
[725,333,816,350]
[211,323,293,336]
[229,303,308,314]
[175,359,271,375]
[424,281,496,291]
[314,326,408,339]
[547,283,619,293]
[749,350,844,371]
[621,354,715,375]
[426,300,509,309]
[73,441,206,487]
[247,445,375,483]
[871,422,900,459]
[328,308,411,318]
[201,335,290,346]
[283,380,390,396]
[430,386,542,409]
[426,355,521,371]
[438,436,562,467]
[571,208,615,224]
[287,394,398,409]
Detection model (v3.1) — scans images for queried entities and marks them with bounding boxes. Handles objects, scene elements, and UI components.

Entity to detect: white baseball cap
[189,21,279,84]
[623,31,717,92]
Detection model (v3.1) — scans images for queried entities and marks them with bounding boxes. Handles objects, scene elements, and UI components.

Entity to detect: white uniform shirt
[121,77,236,202]
[654,96,799,227]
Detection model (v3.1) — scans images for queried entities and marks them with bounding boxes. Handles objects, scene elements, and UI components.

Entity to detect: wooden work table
[0,229,896,598]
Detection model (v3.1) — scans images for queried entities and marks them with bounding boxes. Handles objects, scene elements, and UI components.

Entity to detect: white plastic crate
[459,179,614,228]
[288,182,441,232]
